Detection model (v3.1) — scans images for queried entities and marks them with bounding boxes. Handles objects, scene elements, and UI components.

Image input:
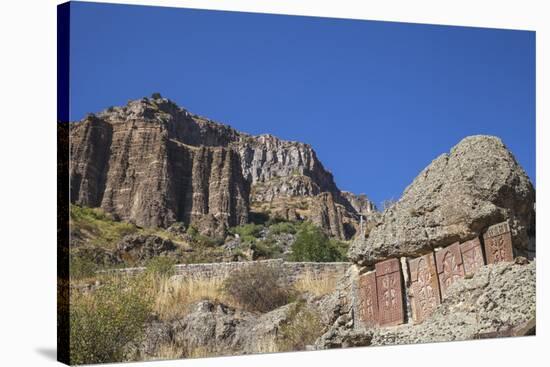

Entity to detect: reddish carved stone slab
[408,253,441,324]
[483,221,514,264]
[357,272,379,328]
[375,258,405,327]
[435,242,465,299]
[460,237,485,276]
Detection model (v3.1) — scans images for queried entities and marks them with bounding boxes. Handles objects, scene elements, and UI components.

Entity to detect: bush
[269,221,297,235]
[230,223,263,240]
[146,257,177,277]
[251,238,282,260]
[289,223,346,262]
[70,276,153,364]
[222,264,293,312]
[70,205,138,249]
[69,254,98,280]
[276,301,324,352]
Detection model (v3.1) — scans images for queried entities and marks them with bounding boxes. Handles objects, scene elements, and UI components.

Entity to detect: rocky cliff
[70,95,374,238]
[349,135,536,265]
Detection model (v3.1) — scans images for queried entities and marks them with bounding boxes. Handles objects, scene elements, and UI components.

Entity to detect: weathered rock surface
[349,135,535,265]
[70,95,369,239]
[315,261,536,349]
[115,234,178,263]
[132,300,302,359]
[70,98,250,236]
[371,261,536,345]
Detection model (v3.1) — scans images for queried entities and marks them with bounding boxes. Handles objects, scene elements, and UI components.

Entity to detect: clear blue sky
[68,1,536,208]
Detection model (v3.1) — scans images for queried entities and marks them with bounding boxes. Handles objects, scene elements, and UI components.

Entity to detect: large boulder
[349,135,535,266]
[315,260,536,349]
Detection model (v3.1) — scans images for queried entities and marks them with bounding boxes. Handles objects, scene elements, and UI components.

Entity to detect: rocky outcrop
[70,97,250,236]
[315,260,536,348]
[311,192,358,239]
[341,192,377,216]
[115,234,178,263]
[349,135,535,265]
[369,261,535,345]
[131,300,304,359]
[70,95,368,239]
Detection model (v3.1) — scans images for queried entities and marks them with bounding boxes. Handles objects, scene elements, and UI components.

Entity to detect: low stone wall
[100,259,351,285]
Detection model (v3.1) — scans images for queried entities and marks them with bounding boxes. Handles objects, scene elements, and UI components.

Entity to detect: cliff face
[70,96,373,238]
[70,98,250,236]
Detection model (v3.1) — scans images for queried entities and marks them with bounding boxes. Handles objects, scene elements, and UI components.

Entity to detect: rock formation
[70,95,372,238]
[349,135,535,265]
[315,260,536,348]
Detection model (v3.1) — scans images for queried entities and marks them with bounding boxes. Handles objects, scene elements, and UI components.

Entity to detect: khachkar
[435,242,465,299]
[356,220,515,328]
[409,253,441,324]
[375,258,405,327]
[483,221,514,264]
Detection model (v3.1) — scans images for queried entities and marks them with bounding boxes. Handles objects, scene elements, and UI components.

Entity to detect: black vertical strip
[57,2,70,365]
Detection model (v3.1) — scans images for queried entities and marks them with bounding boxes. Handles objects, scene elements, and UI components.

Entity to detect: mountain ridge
[70,94,377,239]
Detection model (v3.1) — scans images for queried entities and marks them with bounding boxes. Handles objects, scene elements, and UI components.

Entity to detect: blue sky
[69,1,535,208]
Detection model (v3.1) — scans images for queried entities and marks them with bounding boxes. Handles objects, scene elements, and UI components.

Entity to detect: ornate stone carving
[483,221,514,264]
[436,242,465,299]
[375,258,405,327]
[460,237,485,276]
[357,271,379,328]
[408,253,441,324]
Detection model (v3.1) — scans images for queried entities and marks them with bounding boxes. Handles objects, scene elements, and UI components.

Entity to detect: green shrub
[251,238,282,259]
[186,225,198,237]
[70,276,153,364]
[230,223,263,239]
[69,254,97,280]
[289,223,345,262]
[70,205,138,249]
[222,263,293,312]
[276,301,324,351]
[269,221,297,235]
[146,257,177,277]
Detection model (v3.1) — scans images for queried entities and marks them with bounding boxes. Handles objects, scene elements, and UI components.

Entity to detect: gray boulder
[349,135,535,265]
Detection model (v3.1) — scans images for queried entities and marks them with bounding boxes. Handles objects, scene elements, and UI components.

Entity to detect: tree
[289,223,345,262]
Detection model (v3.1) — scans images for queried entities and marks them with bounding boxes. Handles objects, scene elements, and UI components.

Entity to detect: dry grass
[255,335,279,354]
[146,342,184,361]
[151,275,230,321]
[293,271,338,297]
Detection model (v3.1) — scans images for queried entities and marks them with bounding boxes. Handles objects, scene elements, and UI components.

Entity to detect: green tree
[289,223,346,262]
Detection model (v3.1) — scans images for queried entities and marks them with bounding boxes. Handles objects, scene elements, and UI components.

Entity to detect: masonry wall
[100,259,351,285]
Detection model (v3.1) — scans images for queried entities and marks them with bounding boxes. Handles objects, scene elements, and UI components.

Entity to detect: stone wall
[100,259,351,285]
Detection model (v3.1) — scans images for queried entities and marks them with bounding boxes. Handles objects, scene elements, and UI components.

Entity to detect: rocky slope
[70,95,376,238]
[349,135,536,265]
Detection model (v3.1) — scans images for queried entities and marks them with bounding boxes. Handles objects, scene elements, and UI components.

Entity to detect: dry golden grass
[151,275,230,321]
[146,342,184,361]
[293,271,338,297]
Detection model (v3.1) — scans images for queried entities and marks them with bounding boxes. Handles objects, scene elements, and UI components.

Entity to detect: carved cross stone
[436,242,465,299]
[459,237,485,276]
[375,258,405,327]
[483,221,514,264]
[408,252,441,324]
[357,271,379,328]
